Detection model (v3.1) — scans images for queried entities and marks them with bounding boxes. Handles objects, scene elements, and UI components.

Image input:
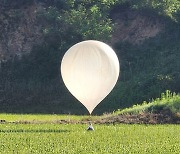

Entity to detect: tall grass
[114,90,180,115]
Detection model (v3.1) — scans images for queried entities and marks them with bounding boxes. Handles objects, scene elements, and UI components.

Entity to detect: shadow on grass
[0,129,70,133]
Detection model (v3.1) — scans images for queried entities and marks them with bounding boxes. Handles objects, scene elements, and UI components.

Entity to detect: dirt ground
[98,110,180,124]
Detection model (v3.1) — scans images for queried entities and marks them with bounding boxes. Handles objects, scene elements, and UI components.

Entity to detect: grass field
[0,114,180,153]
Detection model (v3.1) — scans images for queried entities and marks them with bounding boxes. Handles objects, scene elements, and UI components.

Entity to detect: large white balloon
[61,40,119,114]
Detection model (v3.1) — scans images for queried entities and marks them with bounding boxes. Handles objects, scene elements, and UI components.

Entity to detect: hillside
[102,91,180,124]
[0,0,180,114]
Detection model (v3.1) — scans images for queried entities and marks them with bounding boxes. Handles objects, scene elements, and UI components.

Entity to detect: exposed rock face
[111,9,164,45]
[0,3,164,60]
[0,2,43,60]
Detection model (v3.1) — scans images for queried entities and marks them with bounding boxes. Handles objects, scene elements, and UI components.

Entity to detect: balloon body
[61,40,119,114]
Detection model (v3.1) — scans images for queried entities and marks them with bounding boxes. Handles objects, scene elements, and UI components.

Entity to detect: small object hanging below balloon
[61,40,120,114]
[87,122,94,131]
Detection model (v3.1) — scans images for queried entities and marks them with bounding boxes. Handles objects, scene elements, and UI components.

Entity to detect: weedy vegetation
[115,90,180,115]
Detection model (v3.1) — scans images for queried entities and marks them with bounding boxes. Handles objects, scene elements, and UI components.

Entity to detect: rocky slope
[0,2,43,60]
[111,8,164,44]
[0,2,164,60]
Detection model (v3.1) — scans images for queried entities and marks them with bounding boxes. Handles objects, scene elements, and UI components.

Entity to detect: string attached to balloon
[61,40,120,130]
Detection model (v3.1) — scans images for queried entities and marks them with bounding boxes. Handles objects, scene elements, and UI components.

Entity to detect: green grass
[0,114,99,123]
[114,90,180,115]
[0,123,180,153]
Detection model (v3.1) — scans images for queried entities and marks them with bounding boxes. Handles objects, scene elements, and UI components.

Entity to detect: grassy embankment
[114,90,180,115]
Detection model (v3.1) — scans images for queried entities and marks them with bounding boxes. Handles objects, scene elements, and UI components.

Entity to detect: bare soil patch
[99,110,180,124]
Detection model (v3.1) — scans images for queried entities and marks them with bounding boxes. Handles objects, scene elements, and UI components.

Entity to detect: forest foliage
[0,0,179,114]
